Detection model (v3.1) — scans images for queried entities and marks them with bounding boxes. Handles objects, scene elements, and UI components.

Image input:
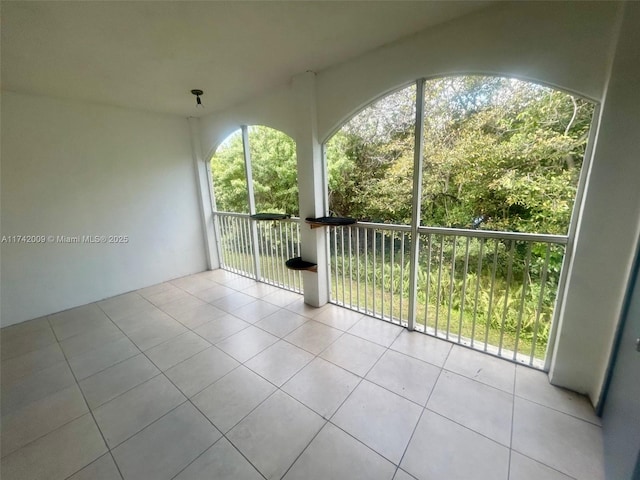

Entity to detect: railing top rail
[334,220,567,244]
[416,225,568,244]
[214,211,566,244]
[213,211,250,218]
[213,211,301,223]
[349,222,412,233]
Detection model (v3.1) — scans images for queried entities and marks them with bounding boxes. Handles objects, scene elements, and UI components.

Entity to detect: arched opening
[324,75,595,367]
[210,125,303,292]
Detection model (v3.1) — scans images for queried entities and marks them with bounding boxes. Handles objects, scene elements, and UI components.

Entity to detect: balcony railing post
[407,78,426,331]
[241,125,261,280]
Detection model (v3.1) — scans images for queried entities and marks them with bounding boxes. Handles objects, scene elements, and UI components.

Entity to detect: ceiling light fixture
[191,89,204,108]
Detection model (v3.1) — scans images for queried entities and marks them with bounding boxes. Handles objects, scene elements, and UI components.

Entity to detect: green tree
[325,76,594,235]
[211,126,298,214]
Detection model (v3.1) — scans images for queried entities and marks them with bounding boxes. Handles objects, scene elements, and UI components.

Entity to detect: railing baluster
[276,222,284,287]
[348,226,353,309]
[256,221,264,281]
[293,222,301,291]
[485,239,499,351]
[390,231,395,324]
[424,234,432,330]
[245,217,250,274]
[458,237,471,343]
[364,228,369,314]
[341,226,346,306]
[267,222,275,284]
[530,243,551,364]
[470,238,485,348]
[292,222,299,291]
[400,232,405,324]
[219,216,227,269]
[498,240,516,356]
[284,221,292,289]
[372,230,377,318]
[262,221,270,282]
[381,231,385,321]
[297,222,303,291]
[356,227,361,312]
[235,219,242,275]
[235,217,241,273]
[279,222,285,286]
[231,217,241,273]
[241,217,248,273]
[435,235,445,335]
[513,242,532,360]
[446,235,457,340]
[218,216,226,268]
[333,227,339,304]
[260,221,268,283]
[293,222,300,291]
[226,216,235,271]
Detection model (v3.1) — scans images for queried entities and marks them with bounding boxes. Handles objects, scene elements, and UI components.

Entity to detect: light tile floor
[0,270,605,480]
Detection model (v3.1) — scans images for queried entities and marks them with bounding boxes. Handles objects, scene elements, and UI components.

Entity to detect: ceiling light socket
[191,89,204,107]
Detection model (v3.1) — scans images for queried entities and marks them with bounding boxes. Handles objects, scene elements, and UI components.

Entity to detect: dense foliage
[212,76,593,236]
[326,76,594,234]
[211,126,298,214]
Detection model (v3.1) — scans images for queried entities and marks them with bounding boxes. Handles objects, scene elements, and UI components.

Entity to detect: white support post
[241,125,262,280]
[407,79,426,330]
[293,71,328,307]
[188,117,219,270]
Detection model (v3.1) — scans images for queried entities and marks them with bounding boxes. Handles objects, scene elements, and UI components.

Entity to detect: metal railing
[214,212,303,293]
[329,222,567,368]
[214,212,566,367]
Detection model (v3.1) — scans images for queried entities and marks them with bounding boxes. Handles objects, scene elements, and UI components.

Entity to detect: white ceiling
[1,1,492,117]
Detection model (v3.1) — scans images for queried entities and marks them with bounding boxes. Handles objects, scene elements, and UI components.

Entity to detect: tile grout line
[393,341,453,474]
[95,298,237,476]
[0,272,272,473]
[507,362,517,480]
[276,418,329,479]
[168,434,267,480]
[511,393,603,426]
[165,286,364,479]
[507,448,580,480]
[139,280,279,480]
[316,323,413,469]
[47,313,126,480]
[4,272,600,480]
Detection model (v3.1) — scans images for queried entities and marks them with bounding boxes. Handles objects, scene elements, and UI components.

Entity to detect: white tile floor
[0,270,605,480]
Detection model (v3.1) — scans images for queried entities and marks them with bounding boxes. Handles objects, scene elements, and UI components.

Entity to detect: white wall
[199,84,297,160]
[316,1,620,140]
[550,1,640,401]
[199,2,621,151]
[601,237,640,480]
[196,1,636,403]
[1,92,207,326]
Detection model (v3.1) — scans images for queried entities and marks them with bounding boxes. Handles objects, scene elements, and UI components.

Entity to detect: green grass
[219,238,559,364]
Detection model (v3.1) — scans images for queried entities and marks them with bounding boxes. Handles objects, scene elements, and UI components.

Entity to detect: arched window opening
[325,84,416,224]
[211,126,298,215]
[210,126,302,292]
[324,75,595,368]
[211,129,247,213]
[420,76,593,235]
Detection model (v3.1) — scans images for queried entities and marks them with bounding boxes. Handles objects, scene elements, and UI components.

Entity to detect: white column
[293,71,329,307]
[241,125,262,280]
[549,2,640,403]
[188,117,220,270]
[407,79,426,331]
